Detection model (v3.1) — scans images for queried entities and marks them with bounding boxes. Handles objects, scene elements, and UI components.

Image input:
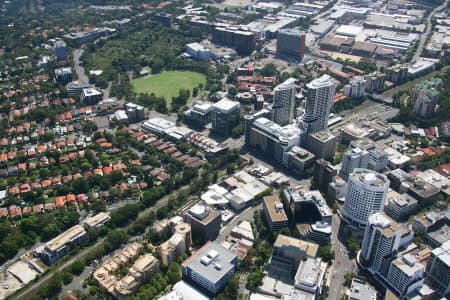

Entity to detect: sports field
[132,71,206,101]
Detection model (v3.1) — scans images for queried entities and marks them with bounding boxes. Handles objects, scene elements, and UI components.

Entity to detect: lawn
[132,71,206,102]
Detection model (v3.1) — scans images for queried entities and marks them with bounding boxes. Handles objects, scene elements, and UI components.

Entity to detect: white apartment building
[272,78,297,126]
[342,169,389,229]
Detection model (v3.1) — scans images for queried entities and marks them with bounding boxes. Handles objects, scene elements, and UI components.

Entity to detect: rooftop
[213,97,240,112]
[431,240,450,267]
[351,168,389,188]
[181,242,237,284]
[273,234,319,258]
[368,212,402,238]
[309,130,336,142]
[45,225,86,252]
[263,195,288,223]
[306,74,335,89]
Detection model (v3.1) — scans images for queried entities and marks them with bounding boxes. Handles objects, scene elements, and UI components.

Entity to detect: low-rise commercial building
[35,225,87,265]
[81,88,103,105]
[263,195,288,231]
[294,258,325,296]
[269,234,318,278]
[181,242,238,295]
[186,43,211,61]
[385,190,418,221]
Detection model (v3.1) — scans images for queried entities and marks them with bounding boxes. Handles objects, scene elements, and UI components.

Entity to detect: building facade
[342,169,390,229]
[276,28,306,61]
[344,76,366,99]
[181,242,238,295]
[272,78,297,126]
[302,75,336,134]
[211,98,240,136]
[425,240,450,298]
[184,204,222,244]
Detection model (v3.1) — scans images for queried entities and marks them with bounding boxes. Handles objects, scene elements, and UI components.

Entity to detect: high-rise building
[211,98,240,136]
[302,75,336,133]
[340,147,370,179]
[360,212,404,274]
[342,169,390,229]
[367,148,388,172]
[272,78,297,126]
[276,28,306,61]
[344,76,366,99]
[184,204,222,244]
[55,40,68,61]
[425,240,450,298]
[306,130,337,161]
[212,26,257,55]
[313,159,337,191]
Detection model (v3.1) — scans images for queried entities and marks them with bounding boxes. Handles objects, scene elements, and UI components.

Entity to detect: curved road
[413,0,449,62]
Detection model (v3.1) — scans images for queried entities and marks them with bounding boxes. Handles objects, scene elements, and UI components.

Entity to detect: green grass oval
[131,71,206,102]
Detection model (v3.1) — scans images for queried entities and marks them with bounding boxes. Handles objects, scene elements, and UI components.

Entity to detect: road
[327,214,356,300]
[73,49,89,84]
[11,184,191,300]
[412,0,449,62]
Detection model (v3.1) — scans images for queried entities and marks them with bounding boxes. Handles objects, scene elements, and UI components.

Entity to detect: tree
[318,245,335,264]
[344,272,355,287]
[260,63,278,77]
[70,261,85,276]
[218,275,239,299]
[247,269,264,290]
[167,262,181,284]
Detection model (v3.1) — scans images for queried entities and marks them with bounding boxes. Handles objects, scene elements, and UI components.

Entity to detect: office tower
[342,169,389,229]
[313,159,337,191]
[360,212,403,274]
[211,98,240,136]
[272,78,297,126]
[344,76,366,99]
[306,130,337,161]
[184,204,222,244]
[276,28,306,61]
[340,147,370,179]
[302,75,335,133]
[425,240,450,298]
[181,242,238,295]
[55,40,68,61]
[367,148,388,172]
